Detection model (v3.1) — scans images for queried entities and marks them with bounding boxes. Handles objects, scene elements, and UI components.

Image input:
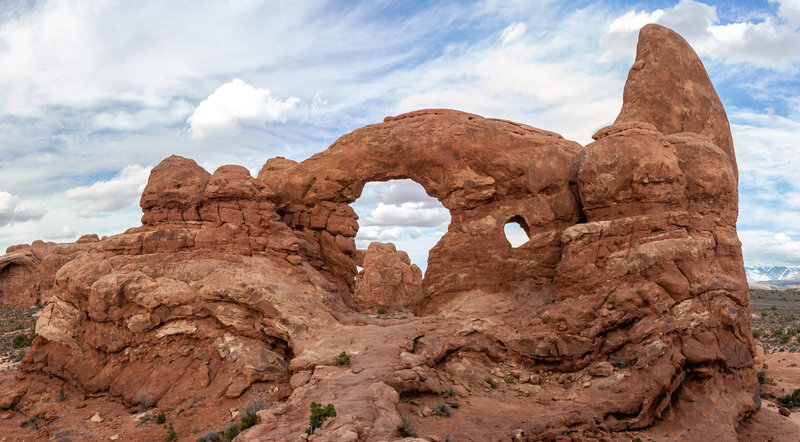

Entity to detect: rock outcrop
[354,242,423,312]
[0,237,95,309]
[0,24,758,441]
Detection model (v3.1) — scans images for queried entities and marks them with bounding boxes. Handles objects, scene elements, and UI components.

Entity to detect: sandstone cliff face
[0,24,758,441]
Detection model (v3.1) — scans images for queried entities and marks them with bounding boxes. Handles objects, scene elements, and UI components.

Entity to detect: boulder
[353,242,423,311]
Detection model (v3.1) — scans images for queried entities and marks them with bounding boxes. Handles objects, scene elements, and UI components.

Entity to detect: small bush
[305,402,336,435]
[196,431,220,442]
[138,392,152,413]
[760,311,768,317]
[164,423,177,441]
[336,351,351,366]
[239,412,258,431]
[377,307,386,315]
[752,329,763,339]
[239,396,268,416]
[19,416,40,429]
[400,415,417,438]
[220,423,239,441]
[156,411,167,424]
[434,402,451,417]
[757,370,768,385]
[12,333,33,348]
[777,388,800,408]
[56,387,66,402]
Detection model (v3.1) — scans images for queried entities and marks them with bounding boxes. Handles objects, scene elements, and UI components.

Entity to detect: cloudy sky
[1,0,799,270]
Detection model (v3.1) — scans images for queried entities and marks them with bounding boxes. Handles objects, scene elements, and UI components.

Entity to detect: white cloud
[0,191,47,226]
[356,180,439,206]
[740,230,800,266]
[44,225,76,240]
[600,0,800,68]
[65,165,152,217]
[500,22,527,44]
[356,226,405,242]
[772,0,800,26]
[188,79,301,137]
[362,202,450,228]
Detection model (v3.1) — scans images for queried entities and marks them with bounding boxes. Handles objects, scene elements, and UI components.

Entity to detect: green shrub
[377,307,386,315]
[336,351,350,366]
[164,422,177,441]
[19,416,40,429]
[220,423,239,441]
[239,412,258,431]
[12,333,33,348]
[56,387,66,402]
[156,411,167,424]
[777,388,800,408]
[752,329,763,339]
[305,402,336,435]
[757,370,768,385]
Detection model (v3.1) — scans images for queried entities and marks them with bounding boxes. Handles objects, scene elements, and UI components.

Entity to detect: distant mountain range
[745,266,800,289]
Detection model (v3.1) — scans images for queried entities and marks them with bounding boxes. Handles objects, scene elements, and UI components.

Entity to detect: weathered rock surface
[354,242,423,311]
[0,24,759,441]
[0,239,93,309]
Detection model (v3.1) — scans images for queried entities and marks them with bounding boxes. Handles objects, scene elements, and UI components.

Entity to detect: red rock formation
[0,24,759,441]
[354,242,423,311]
[0,239,93,309]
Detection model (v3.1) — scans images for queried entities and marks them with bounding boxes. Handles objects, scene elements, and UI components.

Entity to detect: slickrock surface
[0,24,776,441]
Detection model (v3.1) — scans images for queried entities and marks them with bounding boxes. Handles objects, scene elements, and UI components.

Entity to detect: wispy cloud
[65,165,151,217]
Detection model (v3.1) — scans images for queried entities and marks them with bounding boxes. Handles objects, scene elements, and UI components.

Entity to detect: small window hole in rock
[503,216,530,248]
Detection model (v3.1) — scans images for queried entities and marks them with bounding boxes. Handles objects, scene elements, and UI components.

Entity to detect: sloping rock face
[354,242,423,311]
[1,24,757,441]
[0,237,95,309]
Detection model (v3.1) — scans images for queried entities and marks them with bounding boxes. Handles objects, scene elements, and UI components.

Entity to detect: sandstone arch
[258,109,583,311]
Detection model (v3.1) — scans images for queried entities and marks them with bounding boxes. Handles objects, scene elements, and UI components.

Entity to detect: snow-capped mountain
[745,266,800,282]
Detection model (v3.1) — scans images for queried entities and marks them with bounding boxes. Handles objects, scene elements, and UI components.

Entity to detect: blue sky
[1,0,799,270]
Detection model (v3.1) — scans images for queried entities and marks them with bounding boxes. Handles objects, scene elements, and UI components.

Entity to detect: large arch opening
[351,179,450,274]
